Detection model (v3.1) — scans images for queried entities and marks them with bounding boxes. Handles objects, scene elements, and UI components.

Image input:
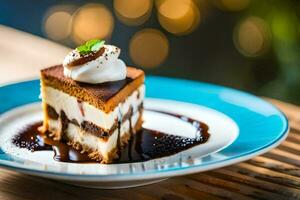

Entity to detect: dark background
[1,0,300,105]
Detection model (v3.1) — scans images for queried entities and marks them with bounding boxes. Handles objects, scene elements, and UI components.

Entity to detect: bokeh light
[71,3,114,45]
[233,16,271,57]
[213,0,250,12]
[129,28,169,68]
[114,0,153,26]
[157,0,201,35]
[43,5,74,41]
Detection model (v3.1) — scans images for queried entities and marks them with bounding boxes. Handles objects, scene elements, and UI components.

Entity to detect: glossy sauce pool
[12,110,210,163]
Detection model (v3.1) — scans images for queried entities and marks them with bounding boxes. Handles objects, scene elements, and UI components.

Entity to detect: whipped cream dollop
[63,44,126,84]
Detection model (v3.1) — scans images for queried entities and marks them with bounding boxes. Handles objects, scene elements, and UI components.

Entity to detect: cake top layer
[41,65,144,112]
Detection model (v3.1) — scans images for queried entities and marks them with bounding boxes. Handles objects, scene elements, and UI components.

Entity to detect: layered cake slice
[40,40,145,163]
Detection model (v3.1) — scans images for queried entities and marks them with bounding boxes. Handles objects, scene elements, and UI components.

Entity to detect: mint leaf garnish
[76,39,105,55]
[91,40,105,52]
[86,39,100,49]
[76,45,89,55]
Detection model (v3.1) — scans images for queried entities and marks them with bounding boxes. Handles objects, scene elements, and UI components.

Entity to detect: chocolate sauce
[12,122,51,152]
[51,142,91,163]
[13,110,210,163]
[12,122,90,163]
[117,110,209,163]
[46,105,59,120]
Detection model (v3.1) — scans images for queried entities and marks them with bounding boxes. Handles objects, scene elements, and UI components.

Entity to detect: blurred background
[0,0,300,105]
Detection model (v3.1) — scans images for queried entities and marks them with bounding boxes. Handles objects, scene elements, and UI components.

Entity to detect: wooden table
[0,26,299,200]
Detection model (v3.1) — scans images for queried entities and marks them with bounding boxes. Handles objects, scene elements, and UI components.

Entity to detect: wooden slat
[212,169,300,198]
[231,163,300,189]
[189,173,286,199]
[156,178,222,200]
[247,156,300,177]
[266,98,300,123]
[0,169,156,200]
[290,121,300,133]
[287,133,300,143]
[134,184,189,200]
[265,148,300,167]
[180,176,255,200]
[277,141,300,155]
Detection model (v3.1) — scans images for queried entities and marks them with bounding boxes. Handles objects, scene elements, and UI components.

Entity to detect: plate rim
[0,77,289,181]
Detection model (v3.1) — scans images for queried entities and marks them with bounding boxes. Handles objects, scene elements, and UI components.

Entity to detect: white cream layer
[43,85,145,130]
[48,111,140,161]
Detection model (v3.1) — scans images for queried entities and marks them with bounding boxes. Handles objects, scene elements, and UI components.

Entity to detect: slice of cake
[40,39,145,163]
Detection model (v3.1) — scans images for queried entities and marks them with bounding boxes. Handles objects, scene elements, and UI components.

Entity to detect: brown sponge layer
[41,65,144,113]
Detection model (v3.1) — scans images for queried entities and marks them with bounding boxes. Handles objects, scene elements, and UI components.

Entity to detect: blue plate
[0,77,289,188]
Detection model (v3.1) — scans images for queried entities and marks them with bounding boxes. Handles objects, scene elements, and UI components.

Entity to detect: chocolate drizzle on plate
[13,110,210,164]
[12,123,91,163]
[117,109,210,163]
[12,122,51,152]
